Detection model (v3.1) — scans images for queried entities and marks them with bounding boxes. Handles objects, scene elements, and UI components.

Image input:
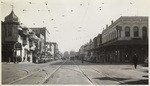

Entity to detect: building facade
[1,10,46,63]
[30,27,50,43]
[101,16,148,63]
[79,16,148,63]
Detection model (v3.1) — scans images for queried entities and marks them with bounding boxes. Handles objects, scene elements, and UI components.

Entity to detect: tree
[63,51,69,58]
[70,50,76,57]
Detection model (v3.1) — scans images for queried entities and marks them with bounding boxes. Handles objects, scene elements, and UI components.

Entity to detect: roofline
[30,27,50,34]
[102,16,148,33]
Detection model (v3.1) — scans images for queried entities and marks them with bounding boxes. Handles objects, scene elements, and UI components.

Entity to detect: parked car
[38,56,52,63]
[70,57,74,60]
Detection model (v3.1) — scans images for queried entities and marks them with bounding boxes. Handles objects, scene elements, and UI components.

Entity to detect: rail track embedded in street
[8,61,66,84]
[42,60,67,84]
[72,61,93,85]
[89,66,126,85]
[9,68,41,84]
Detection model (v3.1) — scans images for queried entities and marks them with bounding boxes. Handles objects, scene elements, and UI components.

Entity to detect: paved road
[2,60,148,85]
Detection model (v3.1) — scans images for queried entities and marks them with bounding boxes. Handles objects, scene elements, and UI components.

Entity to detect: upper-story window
[111,32,113,40]
[111,32,114,39]
[115,31,117,38]
[112,32,114,39]
[133,26,139,37]
[142,26,147,40]
[125,26,130,37]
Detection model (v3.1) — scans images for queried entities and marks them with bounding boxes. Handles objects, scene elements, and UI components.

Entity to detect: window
[118,26,122,37]
[113,31,115,39]
[142,27,147,40]
[112,32,114,39]
[133,26,139,37]
[125,26,130,37]
[114,31,116,38]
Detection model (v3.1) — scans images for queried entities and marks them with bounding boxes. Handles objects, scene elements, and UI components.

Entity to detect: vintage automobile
[70,56,74,60]
[38,56,51,63]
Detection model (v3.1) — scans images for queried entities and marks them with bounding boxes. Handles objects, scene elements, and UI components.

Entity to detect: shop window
[133,26,139,37]
[125,26,130,37]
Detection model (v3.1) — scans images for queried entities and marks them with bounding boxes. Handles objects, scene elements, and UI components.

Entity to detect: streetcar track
[73,60,126,85]
[9,69,41,84]
[43,60,93,84]
[9,61,65,84]
[22,69,29,74]
[72,61,93,85]
[8,60,126,85]
[42,60,67,84]
[89,66,126,85]
[59,67,82,74]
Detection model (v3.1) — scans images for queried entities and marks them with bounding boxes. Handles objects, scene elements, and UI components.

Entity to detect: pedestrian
[16,56,19,64]
[13,56,16,63]
[81,55,84,63]
[7,57,11,63]
[133,54,138,69]
[23,57,25,62]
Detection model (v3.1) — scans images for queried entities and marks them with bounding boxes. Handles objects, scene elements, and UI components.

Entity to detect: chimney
[111,20,113,24]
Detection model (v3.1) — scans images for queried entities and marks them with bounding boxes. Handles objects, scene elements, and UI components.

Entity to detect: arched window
[112,32,114,39]
[133,26,139,37]
[142,27,147,40]
[125,26,130,37]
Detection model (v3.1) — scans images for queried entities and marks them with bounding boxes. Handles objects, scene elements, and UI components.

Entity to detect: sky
[1,0,150,53]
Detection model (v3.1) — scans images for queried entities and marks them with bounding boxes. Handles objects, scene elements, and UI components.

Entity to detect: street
[2,59,148,85]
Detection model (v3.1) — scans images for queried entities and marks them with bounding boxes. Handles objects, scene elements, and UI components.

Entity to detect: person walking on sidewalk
[133,54,138,69]
[81,54,84,63]
[7,57,11,63]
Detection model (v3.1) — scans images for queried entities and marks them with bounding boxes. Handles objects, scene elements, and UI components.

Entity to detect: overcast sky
[1,0,150,53]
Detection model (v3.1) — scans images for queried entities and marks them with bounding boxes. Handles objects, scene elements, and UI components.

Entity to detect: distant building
[51,42,60,59]
[30,27,51,52]
[30,27,50,43]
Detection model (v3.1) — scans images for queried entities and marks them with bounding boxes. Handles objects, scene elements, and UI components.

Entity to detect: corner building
[2,10,41,63]
[101,16,148,63]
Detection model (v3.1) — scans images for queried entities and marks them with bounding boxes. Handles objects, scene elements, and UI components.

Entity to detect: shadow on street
[93,77,130,81]
[121,79,148,85]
